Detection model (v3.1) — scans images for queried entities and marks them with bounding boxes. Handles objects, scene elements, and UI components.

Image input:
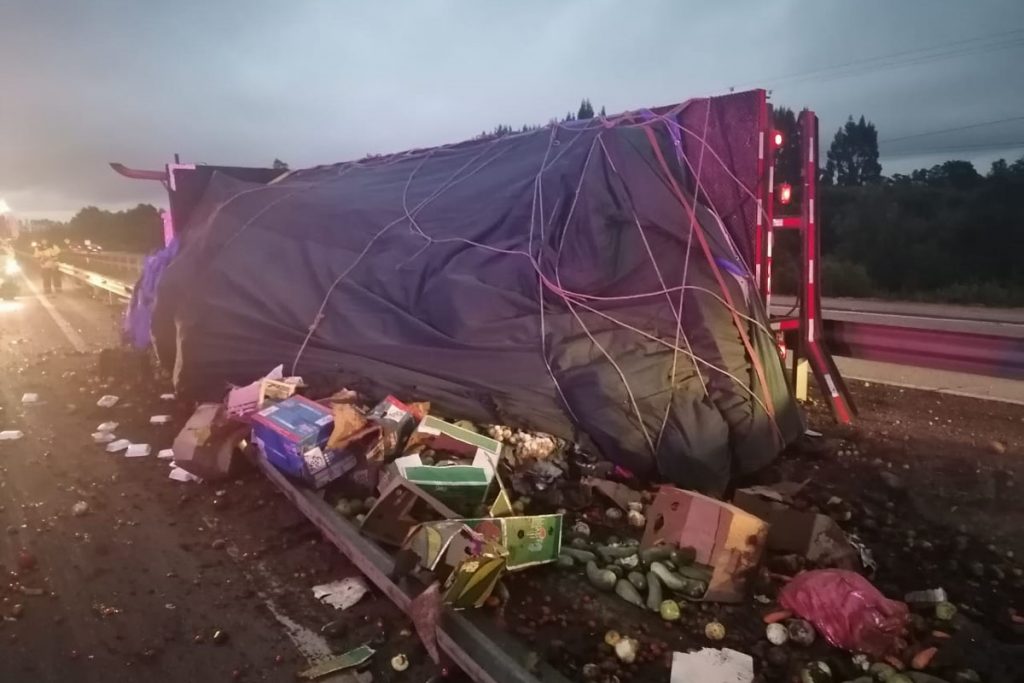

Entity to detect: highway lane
[0,278,391,683]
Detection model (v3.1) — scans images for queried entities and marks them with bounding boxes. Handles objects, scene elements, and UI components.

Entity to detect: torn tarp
[152,92,803,494]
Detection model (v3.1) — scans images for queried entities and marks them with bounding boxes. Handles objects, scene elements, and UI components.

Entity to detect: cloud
[1,0,1023,216]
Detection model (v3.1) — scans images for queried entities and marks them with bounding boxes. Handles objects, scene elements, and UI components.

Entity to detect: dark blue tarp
[153,113,802,493]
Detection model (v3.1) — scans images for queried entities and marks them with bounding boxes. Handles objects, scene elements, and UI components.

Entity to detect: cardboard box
[360,477,459,547]
[442,547,507,609]
[732,485,857,568]
[366,396,422,460]
[251,395,334,484]
[226,365,283,418]
[392,416,511,516]
[641,487,767,603]
[259,377,301,405]
[173,403,247,481]
[460,514,563,570]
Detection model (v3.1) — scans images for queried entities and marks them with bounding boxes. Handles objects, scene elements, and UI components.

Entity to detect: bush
[820,259,875,298]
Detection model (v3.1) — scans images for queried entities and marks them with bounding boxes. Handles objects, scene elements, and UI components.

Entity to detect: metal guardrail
[253,453,570,683]
[57,262,134,300]
[64,250,145,282]
[823,318,1024,381]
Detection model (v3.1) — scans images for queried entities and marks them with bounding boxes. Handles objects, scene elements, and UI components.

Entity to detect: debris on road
[125,444,151,458]
[71,501,89,517]
[172,403,247,480]
[21,393,39,404]
[641,487,767,602]
[389,653,409,671]
[168,465,201,483]
[96,395,120,408]
[312,577,370,611]
[1,430,25,440]
[92,431,116,443]
[670,648,753,683]
[298,644,375,679]
[97,421,119,432]
[157,448,174,459]
[779,569,909,657]
[106,438,130,453]
[149,415,171,425]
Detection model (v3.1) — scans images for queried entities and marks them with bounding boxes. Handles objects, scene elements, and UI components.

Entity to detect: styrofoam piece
[96,395,120,408]
[106,439,131,453]
[125,444,151,458]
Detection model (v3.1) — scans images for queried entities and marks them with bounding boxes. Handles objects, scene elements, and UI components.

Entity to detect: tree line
[15,204,164,254]
[771,111,1024,306]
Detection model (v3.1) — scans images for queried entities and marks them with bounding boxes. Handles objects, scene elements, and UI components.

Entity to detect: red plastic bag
[779,569,908,657]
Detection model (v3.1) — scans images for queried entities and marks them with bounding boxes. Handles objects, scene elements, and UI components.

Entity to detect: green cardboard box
[393,416,511,517]
[460,514,563,570]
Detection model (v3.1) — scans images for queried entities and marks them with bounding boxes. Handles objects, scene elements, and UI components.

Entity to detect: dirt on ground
[0,347,440,683]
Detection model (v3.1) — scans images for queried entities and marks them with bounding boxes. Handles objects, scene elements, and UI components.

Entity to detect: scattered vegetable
[614,637,638,663]
[788,618,816,646]
[645,571,663,612]
[659,600,681,621]
[935,601,957,621]
[627,571,647,591]
[704,621,726,641]
[799,660,831,683]
[585,561,617,591]
[390,653,409,671]
[911,646,938,670]
[562,547,597,564]
[766,622,789,645]
[614,579,644,607]
[649,562,685,592]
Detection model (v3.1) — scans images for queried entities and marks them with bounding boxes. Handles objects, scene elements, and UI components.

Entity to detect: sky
[2,0,1024,220]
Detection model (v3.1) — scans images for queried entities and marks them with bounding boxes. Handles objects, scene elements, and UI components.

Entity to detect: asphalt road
[0,275,424,682]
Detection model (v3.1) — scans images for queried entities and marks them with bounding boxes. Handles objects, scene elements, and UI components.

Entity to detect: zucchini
[585,561,617,591]
[561,547,597,564]
[597,545,640,563]
[645,571,663,612]
[649,562,686,592]
[614,579,644,607]
[638,546,675,565]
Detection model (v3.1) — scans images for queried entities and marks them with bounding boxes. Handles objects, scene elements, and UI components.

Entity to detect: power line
[881,140,1024,159]
[882,116,1024,144]
[727,27,1024,91]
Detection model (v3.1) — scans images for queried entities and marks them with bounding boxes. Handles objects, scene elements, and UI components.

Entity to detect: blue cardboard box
[251,396,335,485]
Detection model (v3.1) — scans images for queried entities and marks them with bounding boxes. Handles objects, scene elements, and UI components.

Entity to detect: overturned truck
[135,90,806,493]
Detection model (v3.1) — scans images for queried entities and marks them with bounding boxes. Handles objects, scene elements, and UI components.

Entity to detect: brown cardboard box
[173,403,248,481]
[732,485,857,568]
[641,487,767,602]
[360,478,459,547]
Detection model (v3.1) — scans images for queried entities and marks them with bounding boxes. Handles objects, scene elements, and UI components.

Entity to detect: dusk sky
[2,1,1024,219]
